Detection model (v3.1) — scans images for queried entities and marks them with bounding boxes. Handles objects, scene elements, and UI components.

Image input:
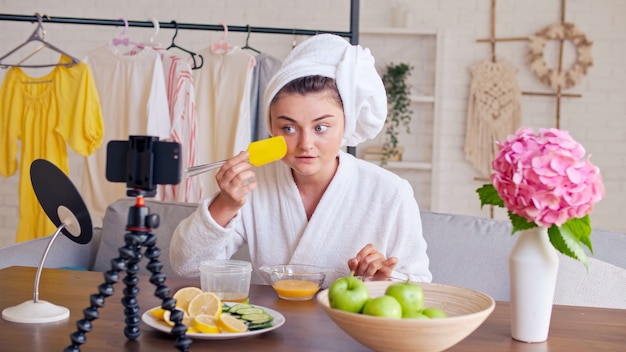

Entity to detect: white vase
[508,226,559,343]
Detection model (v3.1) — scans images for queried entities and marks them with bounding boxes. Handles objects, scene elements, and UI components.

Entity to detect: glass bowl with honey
[259,264,329,301]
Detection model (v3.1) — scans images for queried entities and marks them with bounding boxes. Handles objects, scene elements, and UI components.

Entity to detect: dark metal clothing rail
[0,14,351,38]
[0,0,359,41]
[0,0,360,153]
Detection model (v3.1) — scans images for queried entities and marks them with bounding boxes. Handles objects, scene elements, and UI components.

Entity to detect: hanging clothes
[464,58,522,178]
[193,47,255,197]
[0,54,104,242]
[154,48,203,203]
[81,44,170,226]
[250,53,282,141]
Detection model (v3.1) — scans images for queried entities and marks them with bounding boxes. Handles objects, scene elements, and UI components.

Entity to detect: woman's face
[269,91,345,180]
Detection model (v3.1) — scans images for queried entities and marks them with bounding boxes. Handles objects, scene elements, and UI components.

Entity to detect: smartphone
[106,136,181,190]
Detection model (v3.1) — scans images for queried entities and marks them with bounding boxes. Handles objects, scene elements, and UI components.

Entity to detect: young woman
[170,34,431,285]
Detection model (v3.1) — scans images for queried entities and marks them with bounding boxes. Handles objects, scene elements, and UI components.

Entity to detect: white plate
[141,305,285,340]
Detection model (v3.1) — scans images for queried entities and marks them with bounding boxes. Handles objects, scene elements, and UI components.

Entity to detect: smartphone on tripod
[105,136,181,197]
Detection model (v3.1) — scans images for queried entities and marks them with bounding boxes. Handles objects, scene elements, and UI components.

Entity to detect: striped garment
[155,49,203,203]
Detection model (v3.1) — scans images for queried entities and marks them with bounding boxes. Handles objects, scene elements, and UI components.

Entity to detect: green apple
[403,310,430,319]
[422,307,448,318]
[361,295,402,318]
[384,281,424,318]
[328,274,370,313]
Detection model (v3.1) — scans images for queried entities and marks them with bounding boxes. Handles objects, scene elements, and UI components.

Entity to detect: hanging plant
[381,62,413,164]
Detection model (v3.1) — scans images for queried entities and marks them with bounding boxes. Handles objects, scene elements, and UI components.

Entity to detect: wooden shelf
[358,28,442,211]
[368,160,433,171]
[411,95,435,103]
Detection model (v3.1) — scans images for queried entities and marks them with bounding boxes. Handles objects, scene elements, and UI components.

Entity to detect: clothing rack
[0,0,359,154]
[0,0,359,44]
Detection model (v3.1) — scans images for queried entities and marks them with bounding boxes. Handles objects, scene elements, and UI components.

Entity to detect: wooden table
[1,266,624,351]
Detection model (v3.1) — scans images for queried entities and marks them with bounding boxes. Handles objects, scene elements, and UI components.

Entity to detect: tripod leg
[64,258,126,352]
[66,195,191,351]
[121,231,145,340]
[144,232,192,351]
[65,230,147,350]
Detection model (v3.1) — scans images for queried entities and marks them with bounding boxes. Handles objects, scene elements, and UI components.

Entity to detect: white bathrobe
[170,151,432,286]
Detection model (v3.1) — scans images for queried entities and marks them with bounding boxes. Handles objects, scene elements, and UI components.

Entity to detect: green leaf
[476,184,504,208]
[509,212,536,234]
[548,225,590,270]
[547,225,575,257]
[475,183,594,269]
[561,216,593,253]
[382,62,413,152]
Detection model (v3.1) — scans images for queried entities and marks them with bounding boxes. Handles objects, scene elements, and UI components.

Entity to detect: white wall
[0,0,624,247]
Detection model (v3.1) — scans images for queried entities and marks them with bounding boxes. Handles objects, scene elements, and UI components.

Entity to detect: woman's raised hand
[209,151,258,226]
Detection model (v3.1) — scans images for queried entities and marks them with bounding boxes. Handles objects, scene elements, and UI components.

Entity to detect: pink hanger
[211,23,232,53]
[112,18,137,47]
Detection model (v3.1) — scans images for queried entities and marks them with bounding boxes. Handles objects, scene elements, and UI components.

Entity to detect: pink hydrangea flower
[490,128,605,227]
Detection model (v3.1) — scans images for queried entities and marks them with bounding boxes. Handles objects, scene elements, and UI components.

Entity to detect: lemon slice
[162,308,192,327]
[219,313,249,333]
[148,307,165,320]
[188,292,222,318]
[193,314,221,334]
[173,286,203,313]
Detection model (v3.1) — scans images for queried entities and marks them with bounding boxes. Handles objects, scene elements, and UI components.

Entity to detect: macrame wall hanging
[470,0,592,217]
[475,0,592,128]
[464,59,521,178]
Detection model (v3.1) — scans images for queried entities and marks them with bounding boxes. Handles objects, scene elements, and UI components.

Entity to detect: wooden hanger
[0,13,80,69]
[166,20,204,70]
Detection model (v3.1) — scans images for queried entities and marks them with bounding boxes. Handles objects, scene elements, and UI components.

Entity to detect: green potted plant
[380,62,414,164]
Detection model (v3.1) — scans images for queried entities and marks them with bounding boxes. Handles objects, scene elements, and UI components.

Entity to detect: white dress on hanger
[81,44,170,225]
[192,46,255,198]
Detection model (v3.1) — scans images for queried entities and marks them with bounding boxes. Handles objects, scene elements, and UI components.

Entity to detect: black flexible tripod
[64,191,192,351]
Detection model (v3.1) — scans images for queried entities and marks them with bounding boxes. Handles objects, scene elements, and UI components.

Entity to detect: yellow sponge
[247,136,287,167]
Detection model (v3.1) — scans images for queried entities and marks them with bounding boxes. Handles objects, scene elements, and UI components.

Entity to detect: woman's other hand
[348,243,398,279]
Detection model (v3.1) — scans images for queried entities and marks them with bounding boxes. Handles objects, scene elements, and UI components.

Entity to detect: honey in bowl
[272,279,320,300]
[260,264,328,300]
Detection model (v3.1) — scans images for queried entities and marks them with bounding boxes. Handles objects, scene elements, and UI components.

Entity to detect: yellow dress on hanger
[0,55,104,242]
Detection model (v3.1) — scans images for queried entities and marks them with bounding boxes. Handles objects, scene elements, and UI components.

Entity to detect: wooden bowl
[317,281,495,352]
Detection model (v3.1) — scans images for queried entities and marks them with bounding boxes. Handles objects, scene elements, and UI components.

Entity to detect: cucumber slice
[228,303,253,314]
[240,313,273,324]
[249,317,274,325]
[235,307,265,316]
[247,321,273,330]
[221,303,231,313]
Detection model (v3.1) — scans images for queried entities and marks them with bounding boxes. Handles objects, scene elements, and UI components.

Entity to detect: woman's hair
[271,75,343,108]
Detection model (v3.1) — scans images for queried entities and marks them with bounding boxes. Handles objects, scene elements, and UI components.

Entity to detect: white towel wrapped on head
[264,34,387,147]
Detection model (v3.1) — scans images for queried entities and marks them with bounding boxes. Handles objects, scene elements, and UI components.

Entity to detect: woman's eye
[282,126,296,133]
[315,125,328,133]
